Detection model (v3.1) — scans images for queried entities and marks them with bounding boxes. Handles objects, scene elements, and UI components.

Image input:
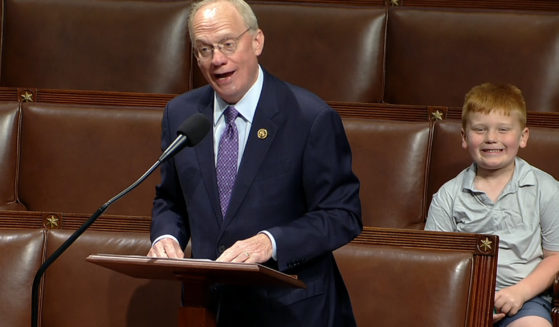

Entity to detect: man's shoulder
[263,70,330,111]
[167,85,213,109]
[284,80,328,107]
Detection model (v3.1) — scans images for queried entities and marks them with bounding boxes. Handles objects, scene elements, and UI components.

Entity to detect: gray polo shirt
[426,157,559,291]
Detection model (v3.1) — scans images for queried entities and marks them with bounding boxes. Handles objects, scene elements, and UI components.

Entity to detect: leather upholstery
[2,1,559,112]
[11,101,559,227]
[0,102,24,210]
[0,225,494,326]
[344,118,430,228]
[1,0,191,93]
[41,229,181,327]
[426,120,472,218]
[518,125,559,180]
[0,229,45,327]
[194,2,559,111]
[335,242,474,326]
[18,103,163,216]
[385,7,559,111]
[253,3,386,103]
[1,0,558,325]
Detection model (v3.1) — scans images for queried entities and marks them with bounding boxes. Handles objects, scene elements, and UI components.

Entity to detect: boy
[425,83,559,327]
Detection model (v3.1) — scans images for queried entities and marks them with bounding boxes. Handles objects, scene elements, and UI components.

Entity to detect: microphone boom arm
[31,159,162,327]
[30,112,210,327]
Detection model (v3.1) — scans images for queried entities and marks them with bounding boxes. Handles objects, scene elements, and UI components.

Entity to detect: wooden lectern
[87,254,305,327]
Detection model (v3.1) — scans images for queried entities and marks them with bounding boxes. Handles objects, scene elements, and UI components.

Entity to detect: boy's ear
[519,127,529,148]
[461,128,468,149]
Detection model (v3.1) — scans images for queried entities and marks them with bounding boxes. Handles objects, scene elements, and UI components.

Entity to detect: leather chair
[385,7,559,112]
[1,0,192,94]
[0,229,45,327]
[0,101,23,210]
[18,102,163,216]
[343,118,431,228]
[40,229,181,327]
[334,227,498,327]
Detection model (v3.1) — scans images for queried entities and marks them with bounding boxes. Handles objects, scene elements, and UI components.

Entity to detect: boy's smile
[461,110,529,174]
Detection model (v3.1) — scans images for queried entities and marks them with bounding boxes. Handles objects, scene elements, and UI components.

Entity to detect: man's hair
[462,83,527,129]
[188,0,259,43]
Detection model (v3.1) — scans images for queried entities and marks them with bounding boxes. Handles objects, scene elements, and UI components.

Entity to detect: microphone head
[177,113,211,146]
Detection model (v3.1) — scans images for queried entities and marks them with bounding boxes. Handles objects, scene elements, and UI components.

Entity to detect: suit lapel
[195,100,225,224]
[223,73,286,223]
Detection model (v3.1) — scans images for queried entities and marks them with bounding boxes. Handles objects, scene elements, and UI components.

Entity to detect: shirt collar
[213,65,263,126]
[462,157,535,193]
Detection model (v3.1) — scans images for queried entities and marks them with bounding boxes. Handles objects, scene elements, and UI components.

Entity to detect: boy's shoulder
[435,164,475,198]
[516,157,559,188]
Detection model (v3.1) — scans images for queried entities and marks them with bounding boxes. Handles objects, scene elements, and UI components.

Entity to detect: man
[148,0,362,325]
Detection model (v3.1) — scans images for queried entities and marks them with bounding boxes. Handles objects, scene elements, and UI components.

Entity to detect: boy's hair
[188,0,259,43]
[462,83,527,129]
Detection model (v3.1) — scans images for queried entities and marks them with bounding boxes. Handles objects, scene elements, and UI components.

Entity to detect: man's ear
[461,128,468,149]
[253,29,264,56]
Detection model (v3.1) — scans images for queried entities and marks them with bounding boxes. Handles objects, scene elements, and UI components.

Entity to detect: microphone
[159,113,211,162]
[31,113,210,327]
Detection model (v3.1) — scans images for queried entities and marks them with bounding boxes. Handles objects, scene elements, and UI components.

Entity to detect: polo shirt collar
[461,157,535,194]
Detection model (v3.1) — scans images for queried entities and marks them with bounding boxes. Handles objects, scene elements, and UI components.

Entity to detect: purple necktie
[216,106,239,217]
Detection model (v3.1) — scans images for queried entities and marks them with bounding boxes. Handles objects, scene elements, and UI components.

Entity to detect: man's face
[192,2,264,104]
[461,110,529,174]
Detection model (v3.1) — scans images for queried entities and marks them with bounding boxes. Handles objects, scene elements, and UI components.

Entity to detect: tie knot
[224,106,239,125]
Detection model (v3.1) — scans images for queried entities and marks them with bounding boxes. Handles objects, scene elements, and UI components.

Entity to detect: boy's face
[461,110,529,173]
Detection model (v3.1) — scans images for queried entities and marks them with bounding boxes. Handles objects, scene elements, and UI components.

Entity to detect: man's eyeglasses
[194,28,251,60]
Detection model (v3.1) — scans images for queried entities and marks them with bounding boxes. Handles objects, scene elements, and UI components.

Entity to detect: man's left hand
[216,233,273,264]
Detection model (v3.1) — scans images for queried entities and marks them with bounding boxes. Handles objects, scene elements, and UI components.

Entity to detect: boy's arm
[494,250,559,316]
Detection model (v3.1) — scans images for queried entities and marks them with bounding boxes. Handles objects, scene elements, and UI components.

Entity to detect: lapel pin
[257,128,268,139]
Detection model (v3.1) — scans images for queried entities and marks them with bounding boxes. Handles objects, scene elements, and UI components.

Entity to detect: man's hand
[147,237,184,259]
[216,233,273,264]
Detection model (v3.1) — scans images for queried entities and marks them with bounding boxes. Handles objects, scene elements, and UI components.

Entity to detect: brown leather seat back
[518,125,559,180]
[0,102,24,210]
[0,229,45,327]
[385,7,559,112]
[427,120,470,215]
[335,242,473,327]
[18,103,163,216]
[344,118,431,228]
[41,229,181,327]
[1,0,191,93]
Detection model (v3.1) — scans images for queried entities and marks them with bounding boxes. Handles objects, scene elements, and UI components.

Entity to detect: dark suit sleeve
[267,108,362,271]
[150,104,191,248]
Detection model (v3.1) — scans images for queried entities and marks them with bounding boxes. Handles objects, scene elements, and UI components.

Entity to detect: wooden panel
[399,0,559,11]
[2,86,559,128]
[0,210,151,232]
[250,0,559,11]
[249,0,385,6]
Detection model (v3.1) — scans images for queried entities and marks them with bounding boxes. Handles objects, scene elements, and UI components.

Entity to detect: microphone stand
[29,112,209,327]
[31,159,162,327]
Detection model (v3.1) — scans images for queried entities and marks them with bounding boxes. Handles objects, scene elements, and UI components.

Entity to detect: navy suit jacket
[151,70,362,326]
